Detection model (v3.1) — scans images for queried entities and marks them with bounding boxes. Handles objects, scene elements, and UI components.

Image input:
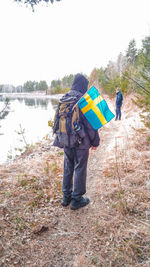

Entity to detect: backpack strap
[66,110,73,149]
[53,103,61,134]
[72,103,79,128]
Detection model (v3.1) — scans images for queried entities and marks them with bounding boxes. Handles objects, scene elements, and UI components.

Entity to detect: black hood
[71,74,89,95]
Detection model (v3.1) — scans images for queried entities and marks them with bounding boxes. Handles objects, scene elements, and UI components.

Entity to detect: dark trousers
[116,105,122,120]
[63,148,89,201]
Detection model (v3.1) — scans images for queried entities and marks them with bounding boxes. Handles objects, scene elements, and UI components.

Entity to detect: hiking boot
[61,196,72,207]
[70,197,90,210]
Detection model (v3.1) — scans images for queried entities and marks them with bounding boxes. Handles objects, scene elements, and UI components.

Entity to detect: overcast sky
[0,0,150,86]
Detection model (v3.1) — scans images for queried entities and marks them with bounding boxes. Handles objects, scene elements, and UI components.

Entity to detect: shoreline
[0,92,63,100]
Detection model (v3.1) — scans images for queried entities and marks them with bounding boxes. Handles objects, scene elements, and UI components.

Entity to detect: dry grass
[97,132,150,267]
[0,142,64,266]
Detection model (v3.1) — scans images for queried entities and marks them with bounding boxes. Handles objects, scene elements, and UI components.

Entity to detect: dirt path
[87,96,142,199]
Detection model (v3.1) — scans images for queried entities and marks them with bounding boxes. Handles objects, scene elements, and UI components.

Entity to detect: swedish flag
[78,86,115,130]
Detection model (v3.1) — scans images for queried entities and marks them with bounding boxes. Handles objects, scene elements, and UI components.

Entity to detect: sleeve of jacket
[121,94,123,102]
[80,111,100,147]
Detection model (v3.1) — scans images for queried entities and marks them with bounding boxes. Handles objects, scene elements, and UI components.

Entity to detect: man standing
[115,87,123,120]
[53,74,100,210]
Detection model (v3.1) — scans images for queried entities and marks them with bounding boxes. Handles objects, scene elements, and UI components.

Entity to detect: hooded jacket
[116,91,123,106]
[53,74,100,149]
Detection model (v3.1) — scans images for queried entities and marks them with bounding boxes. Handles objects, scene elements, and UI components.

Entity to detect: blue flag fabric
[78,86,115,130]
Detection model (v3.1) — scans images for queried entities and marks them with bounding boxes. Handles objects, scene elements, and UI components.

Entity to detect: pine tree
[124,39,138,92]
[126,39,137,64]
[135,36,150,128]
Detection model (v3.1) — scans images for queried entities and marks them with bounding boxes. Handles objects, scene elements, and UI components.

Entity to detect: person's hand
[91,146,97,150]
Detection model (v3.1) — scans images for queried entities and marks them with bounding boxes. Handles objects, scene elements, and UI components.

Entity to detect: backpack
[53,94,85,148]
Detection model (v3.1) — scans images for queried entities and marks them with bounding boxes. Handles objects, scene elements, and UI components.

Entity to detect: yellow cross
[81,93,107,125]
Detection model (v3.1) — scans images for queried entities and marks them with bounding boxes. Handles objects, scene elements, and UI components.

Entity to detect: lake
[0,95,59,165]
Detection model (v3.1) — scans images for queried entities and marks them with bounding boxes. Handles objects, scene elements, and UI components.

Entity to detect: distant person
[53,74,100,210]
[115,87,123,120]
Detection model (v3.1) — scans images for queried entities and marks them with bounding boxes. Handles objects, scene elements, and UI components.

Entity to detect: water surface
[0,97,58,164]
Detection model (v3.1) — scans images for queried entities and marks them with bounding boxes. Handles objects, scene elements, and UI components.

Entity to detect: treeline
[0,75,76,95]
[0,36,149,98]
[89,36,149,97]
[49,35,150,97]
[0,33,149,127]
[0,80,48,93]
